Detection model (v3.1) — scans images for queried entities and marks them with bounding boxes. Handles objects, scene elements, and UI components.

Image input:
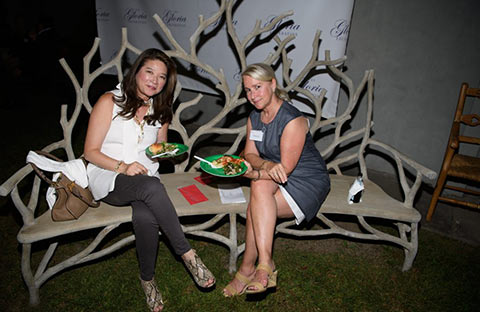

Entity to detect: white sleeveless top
[87,86,162,200]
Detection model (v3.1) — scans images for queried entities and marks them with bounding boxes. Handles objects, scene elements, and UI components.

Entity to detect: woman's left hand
[263,161,288,184]
[123,161,149,176]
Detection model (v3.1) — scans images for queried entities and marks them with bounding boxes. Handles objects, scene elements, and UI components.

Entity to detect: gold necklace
[134,102,151,143]
[134,115,146,143]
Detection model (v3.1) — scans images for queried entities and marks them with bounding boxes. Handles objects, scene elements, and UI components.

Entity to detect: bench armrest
[1,163,41,225]
[366,138,437,208]
[0,164,32,197]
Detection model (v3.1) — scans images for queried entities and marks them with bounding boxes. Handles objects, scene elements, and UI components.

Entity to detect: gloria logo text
[96,8,110,21]
[124,8,148,24]
[330,19,350,41]
[263,15,300,37]
[162,10,187,27]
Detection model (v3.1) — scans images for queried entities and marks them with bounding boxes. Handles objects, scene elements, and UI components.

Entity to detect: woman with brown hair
[84,48,215,312]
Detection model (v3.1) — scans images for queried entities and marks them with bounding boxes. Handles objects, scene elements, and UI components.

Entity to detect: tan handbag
[29,151,100,221]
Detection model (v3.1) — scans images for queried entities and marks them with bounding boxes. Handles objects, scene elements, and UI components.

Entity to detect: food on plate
[224,161,244,175]
[148,142,177,155]
[211,155,245,175]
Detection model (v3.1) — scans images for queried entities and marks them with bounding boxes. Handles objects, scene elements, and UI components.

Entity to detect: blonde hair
[242,63,290,102]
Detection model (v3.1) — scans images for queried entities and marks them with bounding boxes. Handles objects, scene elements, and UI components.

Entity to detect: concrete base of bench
[17,173,419,305]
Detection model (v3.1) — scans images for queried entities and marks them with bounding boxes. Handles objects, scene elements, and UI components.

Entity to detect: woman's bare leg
[223,180,294,295]
[250,180,293,265]
[241,202,259,271]
[223,203,257,296]
[247,180,293,290]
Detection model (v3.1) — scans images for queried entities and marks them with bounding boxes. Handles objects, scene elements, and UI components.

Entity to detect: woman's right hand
[242,160,257,180]
[121,161,148,176]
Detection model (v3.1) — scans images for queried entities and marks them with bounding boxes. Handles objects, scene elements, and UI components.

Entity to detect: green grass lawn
[0,205,479,312]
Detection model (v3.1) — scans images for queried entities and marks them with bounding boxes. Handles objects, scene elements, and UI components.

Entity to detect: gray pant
[103,174,191,280]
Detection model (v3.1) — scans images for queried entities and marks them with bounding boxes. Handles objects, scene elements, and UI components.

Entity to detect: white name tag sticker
[250,130,264,141]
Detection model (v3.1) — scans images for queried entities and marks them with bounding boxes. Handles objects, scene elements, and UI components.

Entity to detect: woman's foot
[182,249,216,288]
[223,270,255,297]
[140,277,164,312]
[245,263,278,294]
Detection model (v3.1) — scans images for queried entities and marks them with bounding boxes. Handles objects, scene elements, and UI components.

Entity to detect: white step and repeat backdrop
[95,0,354,117]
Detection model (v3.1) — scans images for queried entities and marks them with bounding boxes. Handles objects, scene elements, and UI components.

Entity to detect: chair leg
[21,243,40,306]
[426,171,448,221]
[401,222,418,272]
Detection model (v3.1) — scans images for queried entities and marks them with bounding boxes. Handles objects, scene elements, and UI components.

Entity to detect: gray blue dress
[249,102,330,223]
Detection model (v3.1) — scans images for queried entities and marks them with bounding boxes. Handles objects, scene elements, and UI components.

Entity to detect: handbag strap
[69,184,101,208]
[29,151,62,186]
[29,150,90,185]
[28,151,99,207]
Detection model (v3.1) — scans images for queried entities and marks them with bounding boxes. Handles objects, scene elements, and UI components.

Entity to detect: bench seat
[321,175,421,223]
[17,172,249,244]
[18,173,419,244]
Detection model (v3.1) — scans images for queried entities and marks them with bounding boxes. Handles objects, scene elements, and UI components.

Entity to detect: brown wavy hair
[114,48,176,125]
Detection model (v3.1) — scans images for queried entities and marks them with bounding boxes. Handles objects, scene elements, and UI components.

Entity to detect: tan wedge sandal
[245,263,278,294]
[223,271,253,297]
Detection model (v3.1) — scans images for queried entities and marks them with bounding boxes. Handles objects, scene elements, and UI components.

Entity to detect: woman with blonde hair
[223,63,330,296]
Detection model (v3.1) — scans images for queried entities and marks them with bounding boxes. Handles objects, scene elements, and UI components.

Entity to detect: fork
[194,155,222,168]
[152,148,179,158]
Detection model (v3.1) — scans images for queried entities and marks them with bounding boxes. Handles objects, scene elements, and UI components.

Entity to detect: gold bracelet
[114,160,124,173]
[252,169,261,181]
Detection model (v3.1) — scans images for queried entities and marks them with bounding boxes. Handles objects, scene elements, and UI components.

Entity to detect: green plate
[145,143,189,159]
[199,154,247,177]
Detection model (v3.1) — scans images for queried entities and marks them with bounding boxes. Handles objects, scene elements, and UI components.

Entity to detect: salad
[212,155,245,175]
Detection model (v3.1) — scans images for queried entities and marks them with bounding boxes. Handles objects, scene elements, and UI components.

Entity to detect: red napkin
[178,184,208,205]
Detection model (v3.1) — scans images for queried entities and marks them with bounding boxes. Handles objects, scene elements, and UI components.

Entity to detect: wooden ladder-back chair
[427,82,480,221]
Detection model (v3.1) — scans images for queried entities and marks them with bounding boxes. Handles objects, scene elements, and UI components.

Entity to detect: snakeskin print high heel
[140,277,164,312]
[183,249,216,288]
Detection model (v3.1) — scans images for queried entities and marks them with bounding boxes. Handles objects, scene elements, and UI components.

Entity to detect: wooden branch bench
[0,2,437,305]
